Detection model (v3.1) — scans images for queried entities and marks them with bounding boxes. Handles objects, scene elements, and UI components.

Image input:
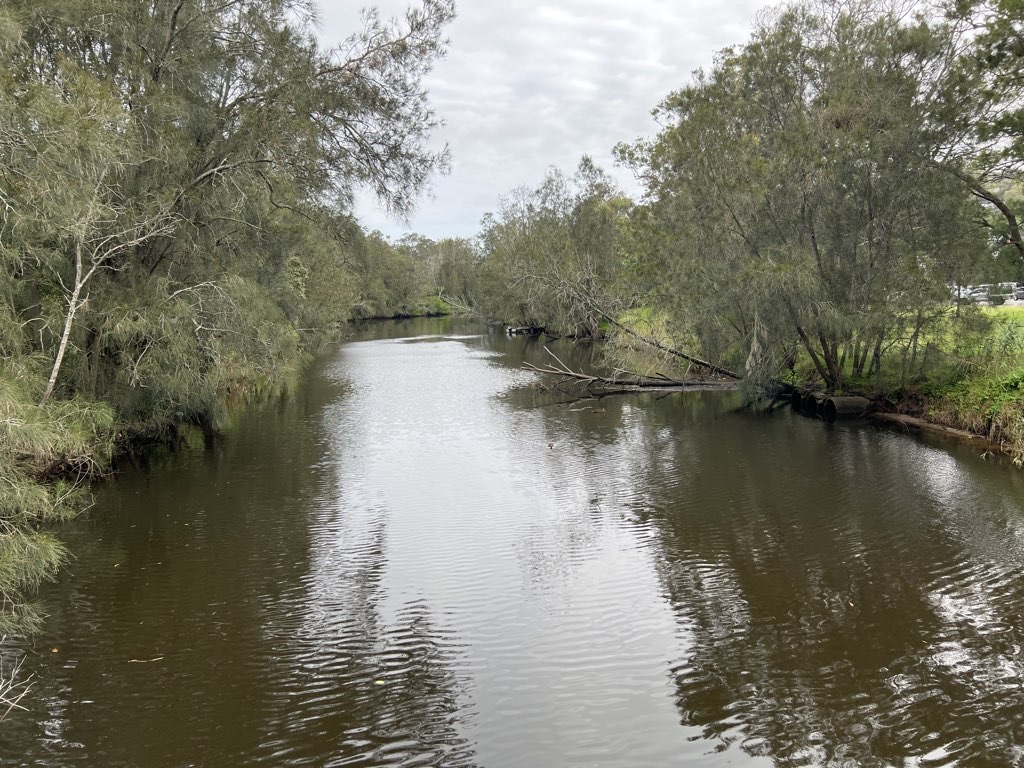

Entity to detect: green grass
[883,306,1024,465]
[985,305,1024,322]
[774,302,1024,464]
[927,367,1024,466]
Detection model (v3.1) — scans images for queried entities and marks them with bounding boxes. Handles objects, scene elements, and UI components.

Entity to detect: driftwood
[523,346,737,397]
[871,413,987,443]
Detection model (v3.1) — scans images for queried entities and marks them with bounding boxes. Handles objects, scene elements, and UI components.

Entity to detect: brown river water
[3,317,1024,767]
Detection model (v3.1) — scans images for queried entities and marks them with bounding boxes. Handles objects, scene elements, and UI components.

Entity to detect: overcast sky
[316,0,774,240]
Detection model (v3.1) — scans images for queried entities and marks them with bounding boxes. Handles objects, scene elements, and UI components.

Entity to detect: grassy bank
[910,306,1024,465]
[923,369,1024,464]
[801,305,1024,465]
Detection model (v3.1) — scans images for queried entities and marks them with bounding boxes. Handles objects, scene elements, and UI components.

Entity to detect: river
[4,317,1024,767]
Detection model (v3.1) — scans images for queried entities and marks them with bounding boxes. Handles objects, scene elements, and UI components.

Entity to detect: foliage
[468,0,1024,461]
[0,0,455,631]
[476,157,633,336]
[612,1,996,394]
[941,0,1024,265]
[0,362,113,633]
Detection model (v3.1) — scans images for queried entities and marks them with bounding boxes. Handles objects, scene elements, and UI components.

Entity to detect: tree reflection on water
[625,398,1024,766]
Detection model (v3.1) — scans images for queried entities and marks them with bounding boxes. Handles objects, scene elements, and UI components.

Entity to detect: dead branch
[559,286,743,380]
[0,647,32,721]
[600,313,743,380]
[524,346,738,396]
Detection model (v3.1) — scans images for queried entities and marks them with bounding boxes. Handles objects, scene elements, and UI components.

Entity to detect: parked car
[994,281,1016,296]
[968,287,990,303]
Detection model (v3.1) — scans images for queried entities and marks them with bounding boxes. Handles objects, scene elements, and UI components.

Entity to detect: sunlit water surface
[4,318,1024,767]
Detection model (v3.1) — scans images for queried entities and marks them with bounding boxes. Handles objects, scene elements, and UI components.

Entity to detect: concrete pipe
[803,392,827,418]
[822,396,871,423]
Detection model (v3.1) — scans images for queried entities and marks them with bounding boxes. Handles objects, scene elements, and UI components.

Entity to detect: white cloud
[316,0,774,239]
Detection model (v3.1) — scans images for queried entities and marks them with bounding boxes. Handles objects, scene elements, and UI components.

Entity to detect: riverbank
[593,303,1024,466]
[885,371,1024,466]
[0,366,114,634]
[870,306,1024,465]
[0,306,465,634]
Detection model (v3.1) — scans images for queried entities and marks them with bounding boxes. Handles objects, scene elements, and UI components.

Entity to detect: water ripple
[5,320,1024,768]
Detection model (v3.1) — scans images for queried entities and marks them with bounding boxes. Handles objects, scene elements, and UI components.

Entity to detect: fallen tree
[597,312,743,380]
[523,346,738,398]
[870,413,988,444]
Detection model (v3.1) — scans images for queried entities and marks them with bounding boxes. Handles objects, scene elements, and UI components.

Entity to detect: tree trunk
[602,312,742,380]
[796,325,832,386]
[41,242,95,405]
[852,338,866,379]
[818,332,843,390]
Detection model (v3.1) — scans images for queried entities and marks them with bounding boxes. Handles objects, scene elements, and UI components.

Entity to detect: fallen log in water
[870,413,987,443]
[523,346,737,396]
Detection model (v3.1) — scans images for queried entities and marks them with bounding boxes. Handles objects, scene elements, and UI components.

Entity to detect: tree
[477,158,632,336]
[0,0,455,624]
[1,0,455,421]
[435,238,479,305]
[618,0,990,392]
[926,0,1024,264]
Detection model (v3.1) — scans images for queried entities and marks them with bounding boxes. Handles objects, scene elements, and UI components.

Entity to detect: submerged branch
[0,649,32,721]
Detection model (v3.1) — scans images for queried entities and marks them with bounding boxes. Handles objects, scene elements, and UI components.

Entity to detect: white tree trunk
[41,242,92,405]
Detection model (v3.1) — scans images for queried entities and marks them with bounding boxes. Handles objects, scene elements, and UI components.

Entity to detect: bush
[0,364,113,634]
